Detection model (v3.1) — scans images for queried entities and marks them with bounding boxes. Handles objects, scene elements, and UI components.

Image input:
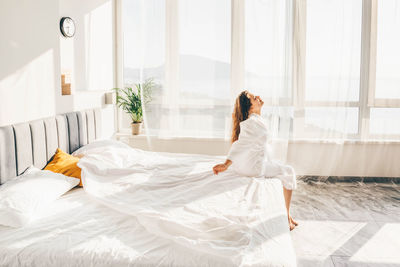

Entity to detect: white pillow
[0,166,80,228]
[72,139,131,158]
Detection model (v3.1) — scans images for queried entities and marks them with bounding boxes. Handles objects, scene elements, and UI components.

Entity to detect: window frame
[294,0,400,140]
[363,0,400,139]
[293,0,365,140]
[116,0,400,140]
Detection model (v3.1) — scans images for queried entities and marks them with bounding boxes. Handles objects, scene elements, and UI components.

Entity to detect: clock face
[60,17,75,37]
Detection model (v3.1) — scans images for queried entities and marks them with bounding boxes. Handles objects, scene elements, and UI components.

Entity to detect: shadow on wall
[0,0,60,126]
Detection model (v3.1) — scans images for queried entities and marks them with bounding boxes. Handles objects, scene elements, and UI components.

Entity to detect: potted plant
[114,78,154,135]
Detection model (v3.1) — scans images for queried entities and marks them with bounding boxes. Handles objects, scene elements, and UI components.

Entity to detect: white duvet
[75,140,296,266]
[0,189,239,267]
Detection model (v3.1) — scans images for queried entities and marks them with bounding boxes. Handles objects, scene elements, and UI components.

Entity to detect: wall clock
[60,17,75,38]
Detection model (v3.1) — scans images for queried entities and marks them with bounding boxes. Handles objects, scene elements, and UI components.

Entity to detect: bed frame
[0,109,101,185]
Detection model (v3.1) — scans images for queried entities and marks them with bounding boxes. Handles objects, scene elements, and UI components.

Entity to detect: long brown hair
[231,90,252,143]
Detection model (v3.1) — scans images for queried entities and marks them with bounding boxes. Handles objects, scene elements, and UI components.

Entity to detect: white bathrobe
[227,113,297,190]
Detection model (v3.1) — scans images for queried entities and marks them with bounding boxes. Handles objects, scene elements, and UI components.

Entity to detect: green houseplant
[114,78,154,135]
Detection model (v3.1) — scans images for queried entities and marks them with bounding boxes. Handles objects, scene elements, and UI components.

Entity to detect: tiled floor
[290,181,400,267]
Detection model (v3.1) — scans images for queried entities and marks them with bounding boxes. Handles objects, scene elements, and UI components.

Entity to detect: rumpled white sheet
[0,188,236,267]
[75,140,296,266]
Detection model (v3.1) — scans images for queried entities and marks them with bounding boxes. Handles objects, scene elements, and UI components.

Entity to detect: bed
[0,109,297,267]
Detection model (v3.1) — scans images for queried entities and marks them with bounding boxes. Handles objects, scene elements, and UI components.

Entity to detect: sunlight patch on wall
[0,49,56,126]
[84,0,113,91]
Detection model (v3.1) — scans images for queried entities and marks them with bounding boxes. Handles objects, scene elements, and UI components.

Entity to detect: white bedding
[0,188,232,267]
[76,140,296,266]
[0,140,296,267]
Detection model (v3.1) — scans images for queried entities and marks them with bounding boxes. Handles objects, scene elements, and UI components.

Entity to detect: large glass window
[120,0,399,140]
[244,0,294,139]
[179,0,230,103]
[122,0,230,138]
[177,0,231,137]
[370,0,400,137]
[302,0,362,138]
[370,108,400,135]
[245,0,292,101]
[122,0,165,130]
[304,107,359,135]
[305,0,362,102]
[375,0,400,99]
[122,0,165,85]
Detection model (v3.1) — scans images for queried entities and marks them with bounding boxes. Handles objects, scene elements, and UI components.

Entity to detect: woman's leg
[283,187,298,231]
[263,162,298,230]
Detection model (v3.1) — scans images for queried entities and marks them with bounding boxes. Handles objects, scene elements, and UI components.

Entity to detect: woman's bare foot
[288,215,298,231]
[289,220,295,231]
[289,216,298,226]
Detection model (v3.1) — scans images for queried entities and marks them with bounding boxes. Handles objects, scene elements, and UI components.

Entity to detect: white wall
[59,0,114,94]
[0,0,60,126]
[58,0,116,138]
[286,141,400,177]
[0,0,116,138]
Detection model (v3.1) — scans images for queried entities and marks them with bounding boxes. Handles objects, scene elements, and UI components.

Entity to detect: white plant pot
[131,122,142,135]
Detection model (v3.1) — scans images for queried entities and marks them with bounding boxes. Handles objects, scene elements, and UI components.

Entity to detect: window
[245,0,292,101]
[375,0,400,100]
[304,107,359,135]
[120,0,400,141]
[244,0,294,139]
[370,108,400,135]
[177,0,231,137]
[305,0,362,102]
[122,0,165,130]
[369,0,400,137]
[179,0,230,103]
[301,0,362,138]
[122,0,165,85]
[122,0,230,138]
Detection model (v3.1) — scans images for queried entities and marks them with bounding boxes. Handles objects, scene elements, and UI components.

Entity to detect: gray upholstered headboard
[0,109,101,185]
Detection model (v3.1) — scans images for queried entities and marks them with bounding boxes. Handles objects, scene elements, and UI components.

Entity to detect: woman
[213,90,298,230]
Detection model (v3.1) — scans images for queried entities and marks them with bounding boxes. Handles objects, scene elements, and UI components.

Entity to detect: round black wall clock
[60,17,76,38]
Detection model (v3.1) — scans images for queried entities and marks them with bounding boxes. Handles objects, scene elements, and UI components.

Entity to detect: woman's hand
[213,160,232,175]
[213,164,228,175]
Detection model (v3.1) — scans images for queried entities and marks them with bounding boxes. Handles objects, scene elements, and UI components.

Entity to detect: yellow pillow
[44,148,82,186]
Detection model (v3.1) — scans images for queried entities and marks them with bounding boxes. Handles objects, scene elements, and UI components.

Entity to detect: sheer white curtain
[121,0,165,136]
[121,0,399,175]
[292,0,399,177]
[296,0,400,142]
[244,0,293,162]
[122,0,232,139]
[292,0,365,176]
[300,0,362,140]
[122,0,294,162]
[373,0,400,137]
[122,0,332,165]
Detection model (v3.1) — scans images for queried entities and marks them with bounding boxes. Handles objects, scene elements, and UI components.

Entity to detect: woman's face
[247,92,264,111]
